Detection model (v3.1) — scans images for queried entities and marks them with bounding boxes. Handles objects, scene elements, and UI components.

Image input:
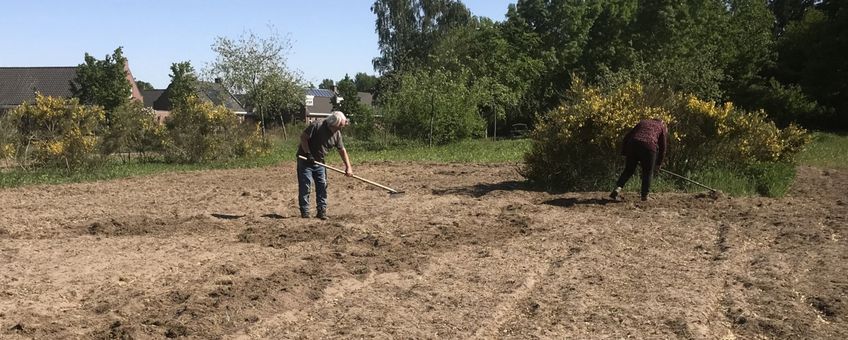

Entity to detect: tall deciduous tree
[134,80,155,91]
[205,27,302,135]
[70,47,132,116]
[354,73,379,93]
[166,62,199,111]
[371,0,472,73]
[318,79,335,90]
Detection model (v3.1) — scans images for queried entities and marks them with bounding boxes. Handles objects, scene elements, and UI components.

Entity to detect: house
[142,79,252,124]
[303,88,374,123]
[0,64,143,114]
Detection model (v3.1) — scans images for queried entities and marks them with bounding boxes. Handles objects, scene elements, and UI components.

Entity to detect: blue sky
[0,0,515,89]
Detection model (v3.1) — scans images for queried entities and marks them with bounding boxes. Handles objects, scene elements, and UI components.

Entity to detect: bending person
[296,111,352,220]
[610,119,668,201]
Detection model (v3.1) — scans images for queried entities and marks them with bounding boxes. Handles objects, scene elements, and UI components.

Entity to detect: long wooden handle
[298,156,400,193]
[659,168,717,192]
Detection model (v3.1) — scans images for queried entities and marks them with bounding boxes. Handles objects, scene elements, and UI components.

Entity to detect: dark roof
[357,92,373,107]
[306,88,336,98]
[0,67,78,106]
[151,81,246,113]
[141,89,165,108]
[198,82,245,112]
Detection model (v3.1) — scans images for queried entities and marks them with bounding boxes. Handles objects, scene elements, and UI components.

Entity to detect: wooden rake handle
[298,155,401,194]
[659,168,718,193]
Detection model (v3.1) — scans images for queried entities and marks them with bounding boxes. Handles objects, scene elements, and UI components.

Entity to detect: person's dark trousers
[297,158,328,215]
[615,142,658,199]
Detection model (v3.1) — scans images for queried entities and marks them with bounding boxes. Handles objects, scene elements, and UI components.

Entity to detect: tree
[134,80,154,91]
[768,0,816,36]
[166,62,199,111]
[254,71,304,128]
[337,74,376,140]
[204,27,302,136]
[372,0,472,73]
[381,69,485,145]
[771,1,848,128]
[429,17,541,130]
[70,47,132,117]
[318,78,335,90]
[354,73,379,93]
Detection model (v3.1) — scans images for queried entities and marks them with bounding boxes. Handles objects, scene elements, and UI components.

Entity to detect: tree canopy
[70,47,132,115]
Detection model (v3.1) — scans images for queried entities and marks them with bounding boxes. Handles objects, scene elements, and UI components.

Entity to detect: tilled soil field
[1,162,846,339]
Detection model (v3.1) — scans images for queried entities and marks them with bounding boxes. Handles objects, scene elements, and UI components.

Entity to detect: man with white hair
[297,111,353,220]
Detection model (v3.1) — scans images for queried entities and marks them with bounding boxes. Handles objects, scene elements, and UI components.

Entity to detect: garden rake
[659,168,720,197]
[298,156,405,196]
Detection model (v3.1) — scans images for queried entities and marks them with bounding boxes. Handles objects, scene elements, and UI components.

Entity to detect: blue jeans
[297,159,327,213]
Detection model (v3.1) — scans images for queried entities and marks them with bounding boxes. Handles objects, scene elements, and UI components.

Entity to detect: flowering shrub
[163,96,267,163]
[523,78,810,191]
[100,101,165,159]
[7,94,104,170]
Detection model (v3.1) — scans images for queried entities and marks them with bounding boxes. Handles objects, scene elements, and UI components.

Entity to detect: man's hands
[303,153,316,165]
[344,165,353,177]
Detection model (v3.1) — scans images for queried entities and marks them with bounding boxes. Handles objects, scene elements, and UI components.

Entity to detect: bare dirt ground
[1,161,846,339]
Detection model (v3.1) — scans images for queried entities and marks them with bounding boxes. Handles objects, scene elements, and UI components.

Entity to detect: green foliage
[70,47,132,115]
[99,101,163,158]
[745,162,796,197]
[205,27,303,129]
[254,72,304,124]
[773,5,848,129]
[167,62,199,111]
[163,96,266,163]
[380,69,485,145]
[798,132,848,168]
[430,18,541,129]
[134,80,154,91]
[522,78,810,192]
[371,0,472,73]
[738,78,828,128]
[7,94,104,171]
[318,79,334,90]
[354,73,379,93]
[336,74,377,140]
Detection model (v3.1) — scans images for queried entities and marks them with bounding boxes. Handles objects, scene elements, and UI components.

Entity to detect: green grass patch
[335,138,532,164]
[617,162,796,198]
[7,130,843,196]
[798,132,848,168]
[0,135,529,189]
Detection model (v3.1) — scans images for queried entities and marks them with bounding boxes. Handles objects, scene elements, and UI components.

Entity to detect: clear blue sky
[0,0,515,89]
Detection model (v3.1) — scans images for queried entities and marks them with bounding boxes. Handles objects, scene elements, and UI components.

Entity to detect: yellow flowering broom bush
[163,96,267,163]
[7,94,104,170]
[523,78,810,191]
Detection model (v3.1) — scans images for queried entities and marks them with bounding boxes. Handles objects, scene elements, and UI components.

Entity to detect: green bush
[163,96,267,163]
[100,100,164,159]
[380,69,485,145]
[745,162,796,197]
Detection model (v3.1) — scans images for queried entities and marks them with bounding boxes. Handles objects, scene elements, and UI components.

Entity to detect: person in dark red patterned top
[609,119,669,201]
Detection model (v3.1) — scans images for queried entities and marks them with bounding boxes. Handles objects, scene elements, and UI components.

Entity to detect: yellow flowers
[525,77,811,189]
[681,98,810,162]
[1,143,15,158]
[8,93,104,169]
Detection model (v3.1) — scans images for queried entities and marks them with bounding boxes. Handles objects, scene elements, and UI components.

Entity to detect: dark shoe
[300,210,310,218]
[316,209,328,220]
[609,187,622,200]
[640,195,648,202]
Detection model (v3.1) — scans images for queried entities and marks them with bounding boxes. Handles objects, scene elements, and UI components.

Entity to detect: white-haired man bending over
[296,111,353,220]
